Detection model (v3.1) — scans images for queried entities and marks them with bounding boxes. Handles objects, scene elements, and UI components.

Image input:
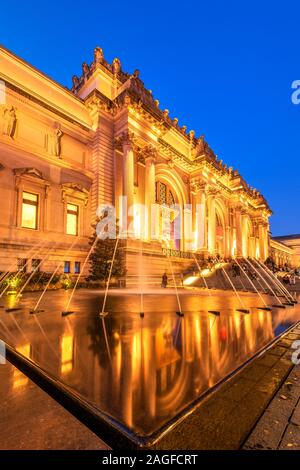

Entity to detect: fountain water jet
[31,314,60,359]
[236,259,271,311]
[249,258,286,308]
[258,261,295,304]
[0,238,50,298]
[31,239,79,314]
[14,248,54,304]
[164,241,183,316]
[62,237,99,316]
[99,237,120,317]
[191,254,220,315]
[101,317,112,362]
[220,264,250,313]
[139,240,144,318]
[251,259,289,308]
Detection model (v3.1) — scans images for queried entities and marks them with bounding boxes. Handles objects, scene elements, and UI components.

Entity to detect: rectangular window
[17,258,27,272]
[74,261,81,274]
[32,259,41,272]
[64,261,70,274]
[21,192,38,229]
[66,203,79,236]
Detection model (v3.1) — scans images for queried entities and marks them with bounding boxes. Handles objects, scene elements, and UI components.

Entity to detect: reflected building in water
[8,309,276,435]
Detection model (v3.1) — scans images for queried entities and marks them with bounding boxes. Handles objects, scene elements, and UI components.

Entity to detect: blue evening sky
[1,0,299,236]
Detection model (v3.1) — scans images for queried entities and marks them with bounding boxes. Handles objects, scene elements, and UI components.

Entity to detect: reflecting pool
[0,289,299,437]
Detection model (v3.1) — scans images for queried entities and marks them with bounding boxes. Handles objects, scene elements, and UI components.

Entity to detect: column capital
[114,131,137,151]
[233,203,243,212]
[206,186,220,197]
[143,144,158,164]
[190,181,207,195]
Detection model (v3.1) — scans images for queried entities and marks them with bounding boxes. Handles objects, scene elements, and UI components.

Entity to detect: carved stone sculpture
[112,58,121,75]
[94,47,104,65]
[72,75,80,88]
[82,62,90,77]
[2,106,17,138]
[46,127,63,158]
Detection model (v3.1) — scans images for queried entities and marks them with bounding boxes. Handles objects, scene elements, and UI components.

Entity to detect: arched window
[216,212,224,238]
[156,181,176,207]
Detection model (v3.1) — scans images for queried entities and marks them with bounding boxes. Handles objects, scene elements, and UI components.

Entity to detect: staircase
[124,248,196,287]
[183,259,293,298]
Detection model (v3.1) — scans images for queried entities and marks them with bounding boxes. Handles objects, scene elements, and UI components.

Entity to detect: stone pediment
[13,167,45,180]
[61,182,89,206]
[61,182,89,195]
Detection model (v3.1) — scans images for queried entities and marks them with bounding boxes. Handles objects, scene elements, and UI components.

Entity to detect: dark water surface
[0,288,299,437]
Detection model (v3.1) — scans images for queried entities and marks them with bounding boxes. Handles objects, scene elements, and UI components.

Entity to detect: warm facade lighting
[13,344,31,388]
[21,191,38,229]
[61,334,74,374]
[66,203,79,236]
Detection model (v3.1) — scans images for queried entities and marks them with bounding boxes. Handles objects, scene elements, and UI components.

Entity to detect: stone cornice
[3,81,91,132]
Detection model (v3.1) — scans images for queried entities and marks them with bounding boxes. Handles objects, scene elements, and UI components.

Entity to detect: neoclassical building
[271,235,300,268]
[0,45,273,277]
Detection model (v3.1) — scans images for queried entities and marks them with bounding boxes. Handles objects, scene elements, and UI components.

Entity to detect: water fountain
[30,239,79,314]
[235,259,272,311]
[252,259,294,308]
[15,249,53,302]
[139,240,144,318]
[258,261,296,305]
[192,254,220,315]
[0,238,50,302]
[163,240,183,317]
[248,259,286,309]
[99,237,120,318]
[101,317,112,362]
[220,264,250,313]
[62,237,99,316]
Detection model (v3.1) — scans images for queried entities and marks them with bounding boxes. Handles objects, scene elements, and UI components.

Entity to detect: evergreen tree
[87,215,126,282]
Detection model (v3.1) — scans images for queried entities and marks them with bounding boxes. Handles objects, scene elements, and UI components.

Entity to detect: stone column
[250,236,256,258]
[117,132,135,237]
[265,223,270,259]
[207,189,217,254]
[235,206,243,257]
[259,223,267,261]
[225,226,232,258]
[192,183,207,251]
[144,147,156,241]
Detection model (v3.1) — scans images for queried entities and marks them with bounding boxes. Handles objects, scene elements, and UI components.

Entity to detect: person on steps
[161,272,168,288]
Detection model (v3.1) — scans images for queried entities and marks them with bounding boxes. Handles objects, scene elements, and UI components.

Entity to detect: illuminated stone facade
[271,235,300,268]
[0,46,272,276]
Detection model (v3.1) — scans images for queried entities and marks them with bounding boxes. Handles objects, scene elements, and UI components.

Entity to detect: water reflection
[13,343,31,389]
[0,290,299,437]
[61,335,74,374]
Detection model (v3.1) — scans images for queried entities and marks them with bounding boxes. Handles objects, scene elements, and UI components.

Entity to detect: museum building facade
[0,46,273,276]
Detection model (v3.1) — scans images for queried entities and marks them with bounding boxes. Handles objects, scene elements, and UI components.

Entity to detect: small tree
[87,214,126,282]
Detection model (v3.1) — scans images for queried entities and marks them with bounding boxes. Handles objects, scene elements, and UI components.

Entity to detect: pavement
[152,323,300,450]
[0,360,109,450]
[243,354,300,449]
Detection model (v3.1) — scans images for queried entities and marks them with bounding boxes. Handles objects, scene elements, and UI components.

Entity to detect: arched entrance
[155,181,180,250]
